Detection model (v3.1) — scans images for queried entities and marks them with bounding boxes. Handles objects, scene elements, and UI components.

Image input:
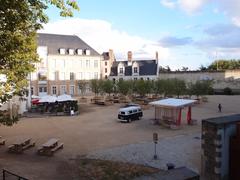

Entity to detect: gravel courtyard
[0,95,239,179]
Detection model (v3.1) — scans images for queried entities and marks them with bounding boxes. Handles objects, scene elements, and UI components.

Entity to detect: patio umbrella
[39,95,57,103]
[31,99,39,105]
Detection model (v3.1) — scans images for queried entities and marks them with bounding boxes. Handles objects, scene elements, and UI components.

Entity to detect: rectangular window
[77,49,82,55]
[85,49,90,55]
[105,68,107,73]
[60,72,65,80]
[120,68,123,74]
[39,87,47,93]
[134,67,138,73]
[86,60,90,68]
[94,60,98,68]
[68,49,74,55]
[60,85,66,94]
[52,86,57,95]
[94,72,98,79]
[59,48,65,55]
[70,85,75,95]
[105,61,107,66]
[70,72,75,80]
[77,72,82,80]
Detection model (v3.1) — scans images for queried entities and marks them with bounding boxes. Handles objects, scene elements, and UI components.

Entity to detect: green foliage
[135,80,148,97]
[90,79,104,96]
[117,80,130,96]
[172,78,186,98]
[223,87,232,95]
[102,80,114,95]
[192,80,213,97]
[208,59,240,70]
[0,0,79,124]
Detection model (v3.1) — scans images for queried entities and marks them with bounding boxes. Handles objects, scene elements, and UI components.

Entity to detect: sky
[39,0,240,70]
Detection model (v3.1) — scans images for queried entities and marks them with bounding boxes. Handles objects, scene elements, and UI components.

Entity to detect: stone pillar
[201,115,240,180]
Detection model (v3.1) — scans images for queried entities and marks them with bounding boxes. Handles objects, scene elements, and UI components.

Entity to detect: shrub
[223,87,232,95]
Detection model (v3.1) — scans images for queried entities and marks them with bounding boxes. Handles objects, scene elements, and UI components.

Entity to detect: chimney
[127,51,132,62]
[155,51,158,64]
[109,49,115,65]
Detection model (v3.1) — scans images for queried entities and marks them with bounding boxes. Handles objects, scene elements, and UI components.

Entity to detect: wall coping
[203,114,240,125]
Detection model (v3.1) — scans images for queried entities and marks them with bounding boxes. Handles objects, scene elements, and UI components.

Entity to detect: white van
[118,106,143,123]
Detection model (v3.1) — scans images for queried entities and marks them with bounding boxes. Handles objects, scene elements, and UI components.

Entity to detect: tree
[181,67,189,71]
[78,80,87,98]
[172,78,186,98]
[90,79,102,96]
[192,80,213,98]
[117,80,130,96]
[0,0,79,106]
[102,80,114,96]
[0,0,79,124]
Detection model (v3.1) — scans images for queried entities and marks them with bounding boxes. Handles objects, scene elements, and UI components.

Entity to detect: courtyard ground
[0,95,239,179]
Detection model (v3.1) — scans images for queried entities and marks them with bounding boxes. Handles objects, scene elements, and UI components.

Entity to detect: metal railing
[2,169,28,180]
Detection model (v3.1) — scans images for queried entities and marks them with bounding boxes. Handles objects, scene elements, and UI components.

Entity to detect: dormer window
[134,67,138,73]
[77,49,83,55]
[59,48,66,55]
[85,49,91,55]
[68,49,74,55]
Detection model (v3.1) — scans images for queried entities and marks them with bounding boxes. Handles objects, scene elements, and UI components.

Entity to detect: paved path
[88,133,201,173]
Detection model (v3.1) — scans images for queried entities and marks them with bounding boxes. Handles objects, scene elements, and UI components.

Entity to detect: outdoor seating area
[150,98,197,129]
[8,138,35,153]
[37,138,64,156]
[31,94,79,116]
[0,136,64,156]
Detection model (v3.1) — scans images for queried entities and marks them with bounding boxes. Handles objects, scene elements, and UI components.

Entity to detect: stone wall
[202,114,240,180]
[159,70,240,91]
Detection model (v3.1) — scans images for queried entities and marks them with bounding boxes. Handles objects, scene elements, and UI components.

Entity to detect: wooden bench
[50,143,64,154]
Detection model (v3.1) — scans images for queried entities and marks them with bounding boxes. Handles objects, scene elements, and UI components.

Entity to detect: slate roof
[110,60,158,76]
[102,52,109,60]
[37,33,100,56]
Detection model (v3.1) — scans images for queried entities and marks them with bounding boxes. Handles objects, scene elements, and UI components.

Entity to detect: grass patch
[76,158,160,180]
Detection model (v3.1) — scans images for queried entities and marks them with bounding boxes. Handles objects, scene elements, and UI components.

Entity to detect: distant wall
[159,70,240,91]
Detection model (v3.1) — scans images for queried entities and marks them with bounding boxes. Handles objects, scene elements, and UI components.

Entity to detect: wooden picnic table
[38,138,63,156]
[13,138,31,146]
[8,138,35,153]
[42,138,58,148]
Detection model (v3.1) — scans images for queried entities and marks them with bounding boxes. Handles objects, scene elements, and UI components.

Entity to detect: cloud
[158,36,193,47]
[160,0,176,9]
[160,0,240,26]
[178,0,209,14]
[198,24,240,49]
[218,0,240,26]
[196,23,240,60]
[38,18,169,60]
[160,0,209,14]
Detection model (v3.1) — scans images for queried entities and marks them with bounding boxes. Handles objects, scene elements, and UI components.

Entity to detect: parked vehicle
[118,106,143,123]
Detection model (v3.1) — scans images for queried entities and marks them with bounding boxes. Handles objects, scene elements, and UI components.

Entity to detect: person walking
[218,103,222,112]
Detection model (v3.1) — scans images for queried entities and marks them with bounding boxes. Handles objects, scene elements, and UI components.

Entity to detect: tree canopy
[208,59,240,70]
[0,0,79,106]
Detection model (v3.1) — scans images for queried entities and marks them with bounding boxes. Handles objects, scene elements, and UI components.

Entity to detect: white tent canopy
[57,94,76,102]
[39,95,57,103]
[149,98,196,108]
